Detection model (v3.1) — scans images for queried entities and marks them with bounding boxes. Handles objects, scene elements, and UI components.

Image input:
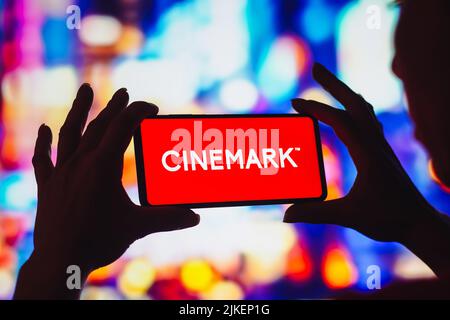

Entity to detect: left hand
[14,84,200,299]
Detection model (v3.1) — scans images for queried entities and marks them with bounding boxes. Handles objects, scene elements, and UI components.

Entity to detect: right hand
[284,63,444,245]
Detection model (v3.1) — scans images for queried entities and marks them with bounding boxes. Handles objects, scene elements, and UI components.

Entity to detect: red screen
[138,116,325,206]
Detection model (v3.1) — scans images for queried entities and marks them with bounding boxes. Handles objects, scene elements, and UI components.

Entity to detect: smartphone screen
[134,114,327,208]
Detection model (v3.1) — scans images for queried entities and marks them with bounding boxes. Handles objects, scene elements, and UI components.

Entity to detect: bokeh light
[80,15,122,47]
[181,259,216,293]
[337,0,402,112]
[0,269,15,299]
[258,36,308,104]
[118,258,156,298]
[219,78,259,113]
[322,247,357,289]
[286,242,313,282]
[201,280,244,300]
[300,0,334,44]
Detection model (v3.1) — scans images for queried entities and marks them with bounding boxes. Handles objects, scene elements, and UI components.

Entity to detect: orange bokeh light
[286,242,312,282]
[87,259,124,283]
[322,247,357,289]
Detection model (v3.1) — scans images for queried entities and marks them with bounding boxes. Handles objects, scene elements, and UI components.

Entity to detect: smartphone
[134,114,327,208]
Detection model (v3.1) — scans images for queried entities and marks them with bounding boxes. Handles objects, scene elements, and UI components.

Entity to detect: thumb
[283,199,349,226]
[133,206,200,239]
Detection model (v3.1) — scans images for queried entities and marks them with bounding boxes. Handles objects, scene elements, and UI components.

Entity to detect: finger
[132,206,200,239]
[56,83,94,166]
[291,98,371,169]
[98,101,158,160]
[32,124,54,186]
[283,199,350,226]
[79,88,129,152]
[292,98,350,134]
[312,63,380,132]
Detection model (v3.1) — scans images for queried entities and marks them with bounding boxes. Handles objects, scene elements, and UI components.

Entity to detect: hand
[284,63,450,277]
[14,84,200,299]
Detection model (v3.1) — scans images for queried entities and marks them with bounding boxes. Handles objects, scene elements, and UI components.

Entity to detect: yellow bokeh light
[0,268,15,298]
[300,87,333,105]
[118,258,156,298]
[243,253,285,285]
[180,259,216,292]
[81,286,121,300]
[115,25,144,55]
[201,280,244,300]
[326,185,343,201]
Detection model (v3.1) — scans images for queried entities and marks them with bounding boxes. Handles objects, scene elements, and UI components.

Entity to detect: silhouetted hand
[14,84,200,299]
[284,63,450,277]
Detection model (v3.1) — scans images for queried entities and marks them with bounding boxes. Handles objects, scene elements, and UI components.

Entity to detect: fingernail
[179,213,200,229]
[191,213,201,225]
[143,102,159,115]
[291,98,306,105]
[77,83,93,98]
[313,62,324,69]
[313,62,323,72]
[38,123,46,134]
[113,87,128,99]
[313,62,330,76]
[283,214,293,223]
[283,205,298,223]
[291,98,307,112]
[129,101,159,116]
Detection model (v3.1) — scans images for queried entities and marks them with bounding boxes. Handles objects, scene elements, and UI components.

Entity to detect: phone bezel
[134,114,327,208]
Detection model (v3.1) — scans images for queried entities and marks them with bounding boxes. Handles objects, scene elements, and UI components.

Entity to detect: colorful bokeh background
[0,0,449,300]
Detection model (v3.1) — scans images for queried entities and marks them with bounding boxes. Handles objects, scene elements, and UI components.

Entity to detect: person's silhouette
[284,0,450,294]
[13,85,200,299]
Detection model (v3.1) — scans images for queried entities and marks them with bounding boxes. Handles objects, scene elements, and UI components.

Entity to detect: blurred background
[0,0,449,300]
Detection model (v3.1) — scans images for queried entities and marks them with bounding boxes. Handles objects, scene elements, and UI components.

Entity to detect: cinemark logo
[160,121,301,175]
